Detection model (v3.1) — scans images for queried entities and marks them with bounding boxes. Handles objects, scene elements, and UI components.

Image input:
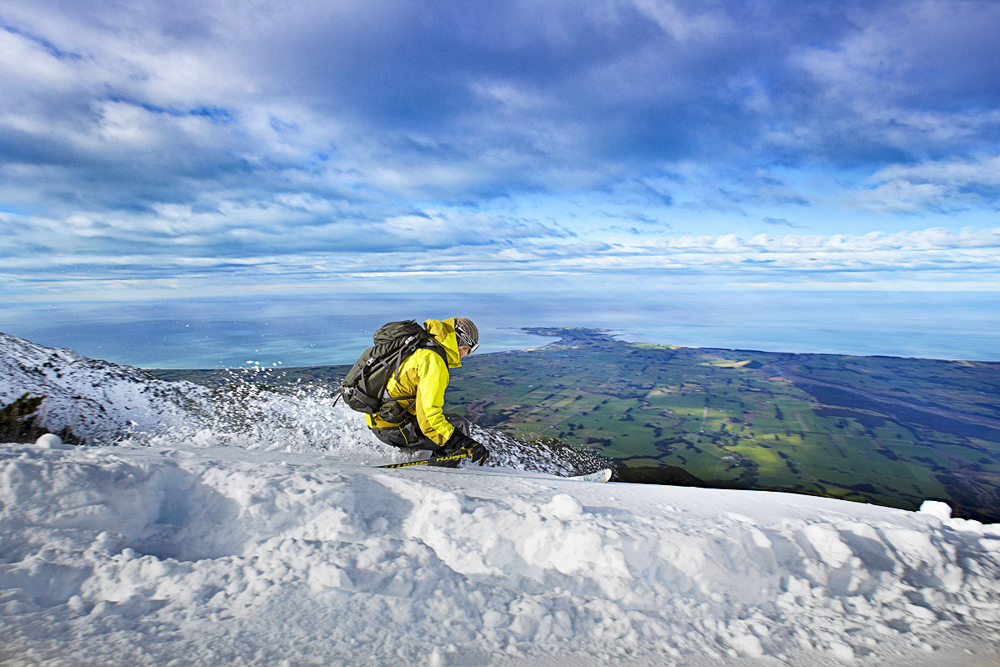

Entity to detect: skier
[366,317,490,467]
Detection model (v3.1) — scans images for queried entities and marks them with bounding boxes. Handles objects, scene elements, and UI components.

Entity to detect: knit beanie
[453,317,479,346]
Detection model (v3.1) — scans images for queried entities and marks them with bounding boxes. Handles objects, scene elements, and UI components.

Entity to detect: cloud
[596,209,672,229]
[1,0,999,301]
[853,154,1000,212]
[762,217,804,229]
[4,0,999,210]
[5,208,997,300]
[0,199,570,265]
[608,227,1000,280]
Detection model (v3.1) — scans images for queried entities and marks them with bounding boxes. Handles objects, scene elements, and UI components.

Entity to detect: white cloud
[5,210,997,301]
[629,0,732,42]
[855,154,1000,212]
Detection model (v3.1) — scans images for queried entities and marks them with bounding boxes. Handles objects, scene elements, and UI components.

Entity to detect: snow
[0,333,205,445]
[2,332,1000,666]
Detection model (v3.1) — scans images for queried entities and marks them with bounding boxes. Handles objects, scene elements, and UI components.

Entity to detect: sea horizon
[2,289,998,369]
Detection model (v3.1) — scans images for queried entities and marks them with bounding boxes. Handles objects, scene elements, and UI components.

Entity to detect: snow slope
[0,331,381,454]
[0,332,209,445]
[2,332,1000,666]
[4,442,1000,667]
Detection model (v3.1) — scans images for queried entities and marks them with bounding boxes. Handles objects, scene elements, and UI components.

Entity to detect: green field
[150,328,1000,522]
[441,329,1000,522]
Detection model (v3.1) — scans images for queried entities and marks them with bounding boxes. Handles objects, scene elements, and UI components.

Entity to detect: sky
[1,0,999,309]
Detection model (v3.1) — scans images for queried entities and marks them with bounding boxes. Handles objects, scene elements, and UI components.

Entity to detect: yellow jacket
[365,318,464,446]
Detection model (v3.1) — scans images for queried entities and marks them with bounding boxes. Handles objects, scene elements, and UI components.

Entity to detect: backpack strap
[419,337,450,368]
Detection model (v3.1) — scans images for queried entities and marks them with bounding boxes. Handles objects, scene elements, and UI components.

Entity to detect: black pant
[370,413,471,454]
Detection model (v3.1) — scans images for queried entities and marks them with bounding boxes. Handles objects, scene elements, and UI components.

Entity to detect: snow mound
[2,442,1000,666]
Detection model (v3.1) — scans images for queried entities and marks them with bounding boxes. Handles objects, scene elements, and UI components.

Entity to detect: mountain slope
[0,332,206,444]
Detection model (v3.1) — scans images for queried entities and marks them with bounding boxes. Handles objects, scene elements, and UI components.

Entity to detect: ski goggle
[455,328,479,354]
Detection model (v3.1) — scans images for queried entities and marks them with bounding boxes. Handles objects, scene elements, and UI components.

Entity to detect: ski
[376,457,614,483]
[569,468,613,483]
[375,453,469,469]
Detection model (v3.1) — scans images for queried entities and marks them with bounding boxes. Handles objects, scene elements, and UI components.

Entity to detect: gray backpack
[337,320,447,423]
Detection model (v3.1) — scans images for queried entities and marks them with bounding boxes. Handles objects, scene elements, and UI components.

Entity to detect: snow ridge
[0,332,206,444]
[2,443,1000,666]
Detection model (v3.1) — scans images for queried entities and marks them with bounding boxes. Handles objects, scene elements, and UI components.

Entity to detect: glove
[445,430,490,466]
[464,441,489,466]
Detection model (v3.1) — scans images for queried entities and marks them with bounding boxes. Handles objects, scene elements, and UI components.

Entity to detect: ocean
[2,290,998,368]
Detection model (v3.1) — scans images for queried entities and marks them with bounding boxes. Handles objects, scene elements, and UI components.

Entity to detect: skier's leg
[370,417,434,452]
[372,415,473,468]
[426,414,474,467]
[445,413,471,437]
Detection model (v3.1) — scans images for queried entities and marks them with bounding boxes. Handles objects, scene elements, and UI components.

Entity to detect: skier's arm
[412,350,454,446]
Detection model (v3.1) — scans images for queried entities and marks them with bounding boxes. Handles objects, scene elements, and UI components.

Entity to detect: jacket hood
[424,318,462,368]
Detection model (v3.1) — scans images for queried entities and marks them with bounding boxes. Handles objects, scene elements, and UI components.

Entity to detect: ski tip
[570,468,613,483]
